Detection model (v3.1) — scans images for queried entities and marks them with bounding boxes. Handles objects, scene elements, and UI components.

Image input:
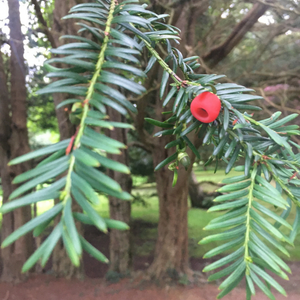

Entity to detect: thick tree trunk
[51,0,78,140]
[188,171,205,208]
[0,0,34,282]
[147,144,192,280]
[107,108,132,275]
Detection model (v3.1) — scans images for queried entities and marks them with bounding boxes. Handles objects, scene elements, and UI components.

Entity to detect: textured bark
[51,0,78,140]
[147,141,192,279]
[0,0,34,282]
[107,109,132,275]
[203,2,269,67]
[188,171,204,208]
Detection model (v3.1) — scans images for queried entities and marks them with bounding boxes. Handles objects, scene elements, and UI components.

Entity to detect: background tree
[0,0,34,282]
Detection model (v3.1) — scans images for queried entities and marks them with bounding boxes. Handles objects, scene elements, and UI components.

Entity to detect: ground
[1,267,300,300]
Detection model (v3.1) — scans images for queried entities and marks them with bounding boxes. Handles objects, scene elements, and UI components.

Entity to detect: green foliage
[2,0,300,299]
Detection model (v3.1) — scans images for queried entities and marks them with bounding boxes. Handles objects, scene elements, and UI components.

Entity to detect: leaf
[0,177,66,213]
[217,180,251,193]
[199,226,246,245]
[252,201,292,230]
[208,257,243,281]
[225,145,241,174]
[219,261,246,290]
[250,232,291,273]
[9,139,70,165]
[154,152,178,171]
[100,71,145,94]
[250,270,276,300]
[112,15,149,27]
[33,219,53,237]
[182,136,200,159]
[72,187,107,232]
[222,174,250,184]
[252,189,287,209]
[217,274,244,299]
[63,198,82,255]
[9,160,69,200]
[208,198,248,212]
[2,203,63,248]
[160,70,170,99]
[62,228,80,267]
[213,189,249,202]
[212,134,229,156]
[173,88,185,114]
[290,206,300,243]
[94,83,137,113]
[22,225,61,273]
[269,113,298,129]
[71,172,100,205]
[250,209,284,240]
[223,107,229,131]
[80,136,121,155]
[246,275,256,296]
[204,215,246,230]
[145,55,157,73]
[180,120,201,136]
[203,236,244,258]
[202,246,244,272]
[13,156,70,184]
[74,162,121,192]
[163,86,177,107]
[79,235,108,263]
[145,118,174,129]
[224,138,237,158]
[73,148,100,167]
[110,28,140,49]
[102,61,145,77]
[251,220,290,257]
[250,264,286,296]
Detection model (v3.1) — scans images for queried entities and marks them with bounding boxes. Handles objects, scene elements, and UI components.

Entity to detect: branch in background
[259,88,300,115]
[127,83,160,102]
[127,141,152,153]
[257,0,300,15]
[202,2,269,67]
[31,0,57,48]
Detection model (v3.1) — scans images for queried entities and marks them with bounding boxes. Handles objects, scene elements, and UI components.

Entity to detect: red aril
[190,92,221,123]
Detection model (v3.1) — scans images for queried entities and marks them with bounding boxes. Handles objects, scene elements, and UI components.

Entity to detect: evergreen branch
[60,0,117,216]
[244,165,257,261]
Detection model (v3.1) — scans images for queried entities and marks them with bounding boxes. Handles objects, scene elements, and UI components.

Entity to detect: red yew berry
[190,92,221,123]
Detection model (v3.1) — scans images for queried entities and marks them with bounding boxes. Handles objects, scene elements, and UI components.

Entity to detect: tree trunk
[0,0,34,282]
[51,0,78,140]
[107,108,132,275]
[147,146,192,280]
[188,171,205,208]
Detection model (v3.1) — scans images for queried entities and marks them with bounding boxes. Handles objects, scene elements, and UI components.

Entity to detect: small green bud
[178,152,191,170]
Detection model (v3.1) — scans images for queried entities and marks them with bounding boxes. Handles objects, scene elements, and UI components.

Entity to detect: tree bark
[203,2,269,67]
[188,171,205,208]
[51,0,78,140]
[147,144,193,279]
[107,108,132,275]
[0,0,34,282]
